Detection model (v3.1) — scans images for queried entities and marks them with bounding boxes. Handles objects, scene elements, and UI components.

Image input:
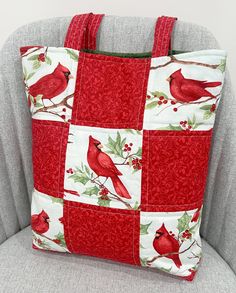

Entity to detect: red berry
[184,120,187,124]
[38,53,45,62]
[188,125,192,129]
[180,121,183,125]
[61,115,66,120]
[67,119,71,123]
[137,165,142,170]
[210,104,216,112]
[129,143,133,146]
[125,144,128,148]
[163,100,168,104]
[123,148,127,152]
[147,95,151,99]
[171,101,176,105]
[173,108,178,112]
[158,101,162,105]
[62,108,66,112]
[53,239,61,244]
[127,147,131,151]
[159,96,164,100]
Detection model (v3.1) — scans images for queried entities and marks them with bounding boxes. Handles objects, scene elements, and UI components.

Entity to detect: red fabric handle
[84,14,104,50]
[64,13,93,50]
[64,13,104,51]
[152,16,177,57]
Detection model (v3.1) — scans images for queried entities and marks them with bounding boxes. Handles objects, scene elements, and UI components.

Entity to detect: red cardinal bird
[153,223,182,268]
[31,210,50,234]
[28,63,73,105]
[167,68,221,103]
[87,135,131,199]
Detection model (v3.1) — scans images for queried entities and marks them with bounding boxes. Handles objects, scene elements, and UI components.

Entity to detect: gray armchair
[0,16,236,292]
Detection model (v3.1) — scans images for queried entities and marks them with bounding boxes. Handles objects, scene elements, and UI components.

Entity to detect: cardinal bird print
[140,208,202,277]
[153,223,182,268]
[167,68,221,103]
[87,135,131,199]
[144,51,226,130]
[64,125,142,209]
[31,190,68,252]
[28,62,73,106]
[31,210,50,234]
[21,46,78,122]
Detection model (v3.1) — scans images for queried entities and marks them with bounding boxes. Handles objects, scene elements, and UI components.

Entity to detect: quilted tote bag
[20,13,227,281]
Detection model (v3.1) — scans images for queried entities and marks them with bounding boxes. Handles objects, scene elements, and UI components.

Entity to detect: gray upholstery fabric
[0,15,235,289]
[0,226,236,293]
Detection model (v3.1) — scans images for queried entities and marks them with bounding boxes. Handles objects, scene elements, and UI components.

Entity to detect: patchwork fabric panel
[20,13,227,281]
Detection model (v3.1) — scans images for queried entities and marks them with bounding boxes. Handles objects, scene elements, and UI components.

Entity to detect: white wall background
[0,0,235,90]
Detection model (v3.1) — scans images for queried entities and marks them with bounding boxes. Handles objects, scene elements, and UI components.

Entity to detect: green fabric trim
[81,49,187,58]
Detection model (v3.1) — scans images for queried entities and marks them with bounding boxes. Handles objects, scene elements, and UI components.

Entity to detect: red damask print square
[63,201,140,265]
[141,130,212,211]
[32,120,69,197]
[72,52,150,129]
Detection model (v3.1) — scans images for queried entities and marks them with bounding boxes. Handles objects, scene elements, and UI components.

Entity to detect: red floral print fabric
[32,119,69,198]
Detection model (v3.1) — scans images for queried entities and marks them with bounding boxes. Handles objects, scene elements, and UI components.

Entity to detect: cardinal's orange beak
[46,219,51,223]
[97,143,103,149]
[166,77,171,82]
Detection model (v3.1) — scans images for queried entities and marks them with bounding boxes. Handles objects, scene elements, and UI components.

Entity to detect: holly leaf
[218,59,226,73]
[84,165,91,176]
[98,197,111,207]
[140,257,148,266]
[151,91,168,99]
[135,147,142,158]
[54,232,66,247]
[51,197,63,204]
[193,122,203,130]
[105,132,126,158]
[124,129,134,134]
[28,54,39,61]
[45,56,52,65]
[160,267,172,273]
[203,110,213,120]
[69,172,90,185]
[66,49,79,61]
[188,114,196,126]
[140,243,145,249]
[145,101,158,109]
[35,102,43,107]
[161,124,182,131]
[83,186,99,196]
[33,60,41,70]
[177,212,192,234]
[124,129,142,135]
[200,105,212,111]
[140,222,152,235]
[133,201,140,210]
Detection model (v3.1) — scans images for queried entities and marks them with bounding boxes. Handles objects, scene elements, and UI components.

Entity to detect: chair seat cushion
[0,227,235,293]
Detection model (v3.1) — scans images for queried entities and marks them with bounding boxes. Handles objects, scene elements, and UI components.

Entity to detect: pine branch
[150,56,219,70]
